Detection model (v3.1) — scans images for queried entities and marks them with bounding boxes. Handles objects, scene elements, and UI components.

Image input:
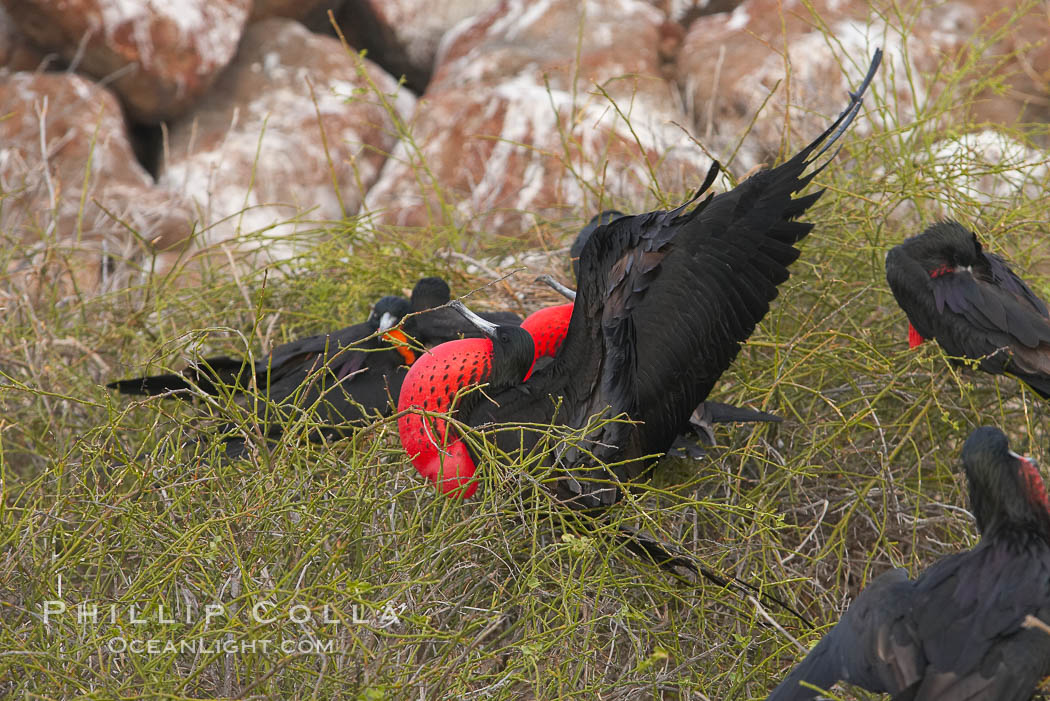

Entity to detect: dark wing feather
[107,355,249,395]
[771,541,1050,701]
[986,251,1049,316]
[767,568,922,701]
[260,320,382,392]
[557,153,825,503]
[107,319,383,399]
[905,540,1050,701]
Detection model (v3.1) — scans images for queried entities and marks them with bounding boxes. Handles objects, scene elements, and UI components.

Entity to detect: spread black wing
[551,91,867,503]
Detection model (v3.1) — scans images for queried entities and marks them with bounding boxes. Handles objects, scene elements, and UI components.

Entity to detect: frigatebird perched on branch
[109,277,520,453]
[398,49,882,504]
[767,426,1050,700]
[886,220,1050,398]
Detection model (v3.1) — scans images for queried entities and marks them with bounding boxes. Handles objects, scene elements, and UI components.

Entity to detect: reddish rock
[968,3,1050,126]
[251,0,344,24]
[927,130,1049,212]
[652,0,743,24]
[0,5,50,73]
[432,0,671,92]
[0,73,193,294]
[364,0,708,241]
[157,18,415,260]
[676,0,1050,174]
[336,0,499,91]
[1,0,251,122]
[676,0,890,173]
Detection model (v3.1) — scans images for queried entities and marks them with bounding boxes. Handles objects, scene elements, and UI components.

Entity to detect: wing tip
[808,47,883,165]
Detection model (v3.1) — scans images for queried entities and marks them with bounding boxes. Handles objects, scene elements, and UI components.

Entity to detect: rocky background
[1,0,1047,293]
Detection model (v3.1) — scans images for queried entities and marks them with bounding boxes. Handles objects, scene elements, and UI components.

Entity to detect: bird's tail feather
[697,401,782,426]
[107,356,253,396]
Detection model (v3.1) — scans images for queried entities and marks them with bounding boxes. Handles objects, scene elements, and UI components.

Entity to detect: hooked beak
[379,312,399,332]
[536,274,577,301]
[1010,449,1037,467]
[449,300,499,338]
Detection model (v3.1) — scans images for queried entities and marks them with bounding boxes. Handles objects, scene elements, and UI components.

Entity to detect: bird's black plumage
[571,209,625,279]
[767,426,1050,701]
[550,232,786,450]
[886,220,1050,398]
[458,50,882,510]
[109,277,522,452]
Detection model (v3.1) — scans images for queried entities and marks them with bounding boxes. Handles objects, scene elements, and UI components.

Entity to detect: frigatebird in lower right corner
[766,426,1050,701]
[886,220,1050,398]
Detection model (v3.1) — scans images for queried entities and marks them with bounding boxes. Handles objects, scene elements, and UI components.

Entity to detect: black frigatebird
[886,220,1050,398]
[767,426,1050,700]
[109,277,521,453]
[397,49,882,506]
[533,272,781,448]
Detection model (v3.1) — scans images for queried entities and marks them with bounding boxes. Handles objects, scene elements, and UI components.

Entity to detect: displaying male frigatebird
[886,220,1050,398]
[397,49,882,508]
[109,277,521,453]
[766,426,1050,701]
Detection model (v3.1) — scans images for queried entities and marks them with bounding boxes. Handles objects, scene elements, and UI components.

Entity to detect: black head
[368,295,412,331]
[571,210,625,281]
[962,426,1050,541]
[904,220,983,274]
[411,277,452,311]
[449,300,535,388]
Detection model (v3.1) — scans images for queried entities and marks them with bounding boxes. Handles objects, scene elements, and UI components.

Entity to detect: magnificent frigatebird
[886,220,1050,398]
[397,49,882,506]
[109,277,521,452]
[766,426,1050,700]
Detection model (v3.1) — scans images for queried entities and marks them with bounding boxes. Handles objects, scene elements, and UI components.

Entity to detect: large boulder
[363,0,707,242]
[251,0,344,23]
[1,73,193,295]
[335,0,499,91]
[677,0,895,173]
[0,5,49,73]
[157,19,416,261]
[1,0,251,122]
[675,0,1050,173]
